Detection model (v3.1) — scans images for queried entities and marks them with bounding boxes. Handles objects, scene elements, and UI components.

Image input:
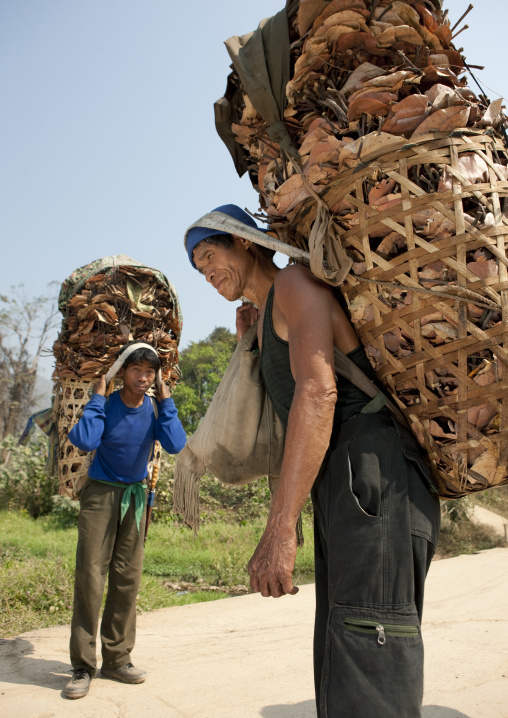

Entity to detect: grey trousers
[311,413,441,718]
[70,479,146,675]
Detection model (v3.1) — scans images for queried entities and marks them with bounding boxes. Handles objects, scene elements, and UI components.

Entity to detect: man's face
[193,238,250,301]
[119,359,156,396]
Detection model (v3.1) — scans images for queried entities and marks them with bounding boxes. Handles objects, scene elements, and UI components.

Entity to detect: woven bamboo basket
[308,128,508,498]
[213,0,508,497]
[54,378,95,499]
[52,255,181,498]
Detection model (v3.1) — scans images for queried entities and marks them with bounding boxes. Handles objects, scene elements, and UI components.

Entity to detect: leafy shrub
[0,434,58,517]
[149,452,177,524]
[440,497,473,527]
[50,495,80,528]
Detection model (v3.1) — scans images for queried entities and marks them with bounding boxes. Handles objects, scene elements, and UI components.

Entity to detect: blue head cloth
[186,204,259,269]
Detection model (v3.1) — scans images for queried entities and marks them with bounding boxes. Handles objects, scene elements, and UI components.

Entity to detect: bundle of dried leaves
[230,1,506,233]
[52,256,181,387]
[218,0,508,494]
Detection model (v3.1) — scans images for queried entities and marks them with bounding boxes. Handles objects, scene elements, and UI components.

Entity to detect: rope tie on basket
[289,157,352,286]
[105,342,162,387]
[354,276,500,310]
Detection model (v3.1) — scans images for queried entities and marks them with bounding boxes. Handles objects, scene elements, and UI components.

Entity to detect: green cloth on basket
[18,405,59,477]
[214,1,298,177]
[92,479,146,532]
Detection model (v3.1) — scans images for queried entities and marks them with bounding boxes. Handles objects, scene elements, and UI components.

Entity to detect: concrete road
[0,548,507,718]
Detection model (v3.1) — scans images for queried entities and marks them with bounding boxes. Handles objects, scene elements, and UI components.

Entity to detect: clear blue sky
[1,0,506,375]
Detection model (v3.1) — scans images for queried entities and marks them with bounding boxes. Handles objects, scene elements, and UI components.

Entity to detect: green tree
[173,327,237,434]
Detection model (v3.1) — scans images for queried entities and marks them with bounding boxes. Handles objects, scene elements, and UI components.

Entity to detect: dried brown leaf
[309,0,368,36]
[414,4,439,33]
[387,2,442,51]
[304,135,344,166]
[341,61,384,94]
[306,165,338,184]
[418,259,448,286]
[420,210,456,239]
[429,419,456,439]
[273,174,313,216]
[368,178,397,204]
[473,362,502,387]
[425,83,468,110]
[468,404,498,432]
[68,295,88,308]
[422,65,461,85]
[84,274,106,286]
[477,98,505,128]
[383,328,412,355]
[347,95,392,121]
[428,53,450,67]
[470,446,499,483]
[321,9,367,29]
[438,153,490,192]
[466,259,499,279]
[375,24,425,48]
[382,94,431,136]
[371,192,402,210]
[376,231,407,259]
[359,69,416,91]
[335,31,380,54]
[411,105,470,138]
[338,132,401,169]
[349,294,373,324]
[297,0,330,35]
[434,25,452,48]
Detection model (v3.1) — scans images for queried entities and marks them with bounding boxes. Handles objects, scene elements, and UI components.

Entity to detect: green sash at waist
[92,479,146,531]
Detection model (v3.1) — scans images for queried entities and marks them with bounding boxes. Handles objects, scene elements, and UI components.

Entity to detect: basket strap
[333,347,408,427]
[184,211,310,262]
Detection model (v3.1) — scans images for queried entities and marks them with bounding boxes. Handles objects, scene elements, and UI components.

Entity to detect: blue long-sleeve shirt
[68,391,186,484]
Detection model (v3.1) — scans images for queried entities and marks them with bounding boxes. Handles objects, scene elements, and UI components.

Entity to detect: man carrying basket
[185,204,441,718]
[64,341,186,700]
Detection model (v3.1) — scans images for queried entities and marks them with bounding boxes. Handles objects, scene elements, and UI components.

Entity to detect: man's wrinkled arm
[248,267,338,598]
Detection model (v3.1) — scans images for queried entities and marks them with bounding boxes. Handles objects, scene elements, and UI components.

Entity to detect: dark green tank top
[260,284,379,428]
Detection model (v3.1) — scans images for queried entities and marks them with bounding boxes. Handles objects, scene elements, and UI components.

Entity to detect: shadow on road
[261,700,317,718]
[260,702,472,718]
[423,706,473,718]
[0,637,70,692]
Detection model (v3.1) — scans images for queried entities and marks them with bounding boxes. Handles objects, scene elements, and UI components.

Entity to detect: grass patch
[142,518,314,585]
[0,510,315,638]
[0,512,77,637]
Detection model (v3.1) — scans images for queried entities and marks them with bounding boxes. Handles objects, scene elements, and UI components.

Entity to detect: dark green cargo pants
[312,412,441,718]
[70,479,146,675]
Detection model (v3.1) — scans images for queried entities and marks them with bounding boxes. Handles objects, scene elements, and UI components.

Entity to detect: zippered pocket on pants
[320,605,423,718]
[343,617,420,645]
